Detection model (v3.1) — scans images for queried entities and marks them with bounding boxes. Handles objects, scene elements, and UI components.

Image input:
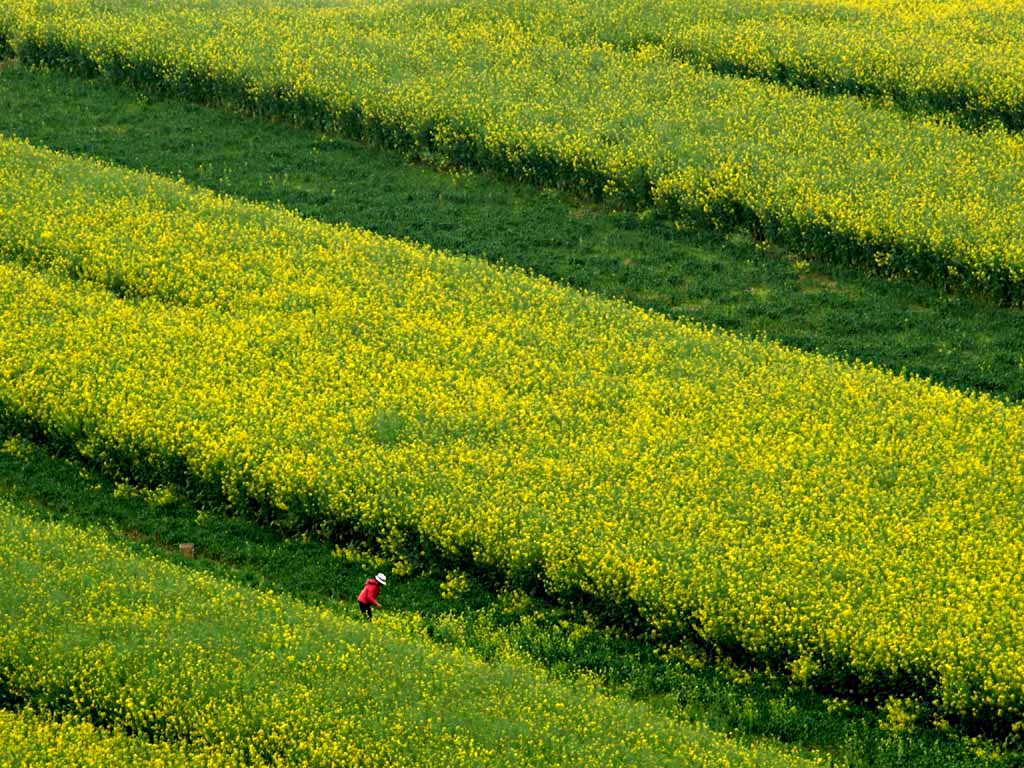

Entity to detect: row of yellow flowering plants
[0,499,812,767]
[0,710,247,768]
[1,137,1024,725]
[487,0,1024,132]
[2,0,1024,302]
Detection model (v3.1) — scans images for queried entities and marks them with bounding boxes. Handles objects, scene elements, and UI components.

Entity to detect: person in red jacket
[357,573,387,619]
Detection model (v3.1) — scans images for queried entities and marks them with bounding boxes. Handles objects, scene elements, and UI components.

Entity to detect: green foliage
[0,10,1022,764]
[369,408,412,446]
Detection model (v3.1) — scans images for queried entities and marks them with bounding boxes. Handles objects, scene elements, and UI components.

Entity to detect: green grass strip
[3,0,1024,302]
[0,497,812,767]
[1,136,1023,727]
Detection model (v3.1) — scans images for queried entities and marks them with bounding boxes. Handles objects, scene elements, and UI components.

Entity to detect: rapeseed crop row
[0,498,814,767]
[489,0,1024,132]
[3,1,1024,302]
[1,138,1024,725]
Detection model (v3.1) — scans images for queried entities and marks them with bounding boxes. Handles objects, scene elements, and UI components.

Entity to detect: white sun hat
[376,573,387,585]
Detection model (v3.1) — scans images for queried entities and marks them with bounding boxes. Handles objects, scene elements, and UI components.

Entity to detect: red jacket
[357,578,381,607]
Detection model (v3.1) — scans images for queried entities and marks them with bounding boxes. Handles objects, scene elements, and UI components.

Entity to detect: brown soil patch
[797,269,839,293]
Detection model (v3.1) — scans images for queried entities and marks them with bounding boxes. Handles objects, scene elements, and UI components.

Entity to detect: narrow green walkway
[1,62,1022,404]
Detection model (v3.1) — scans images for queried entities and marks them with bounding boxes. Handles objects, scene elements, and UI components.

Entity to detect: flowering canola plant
[0,710,248,768]
[2,0,1024,301]
[1,137,1023,725]
[0,498,813,767]
[485,0,1024,132]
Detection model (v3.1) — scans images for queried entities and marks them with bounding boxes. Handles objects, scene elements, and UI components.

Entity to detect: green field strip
[0,497,816,767]
[2,137,1024,727]
[480,0,1024,133]
[2,63,1022,408]
[3,1,1024,303]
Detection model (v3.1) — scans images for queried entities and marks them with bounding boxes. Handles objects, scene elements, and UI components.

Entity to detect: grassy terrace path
[1,62,1022,405]
[0,432,1011,768]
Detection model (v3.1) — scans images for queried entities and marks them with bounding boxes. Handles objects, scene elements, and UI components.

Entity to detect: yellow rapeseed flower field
[0,498,816,767]
[488,0,1024,130]
[0,710,248,768]
[2,0,1024,300]
[0,137,1022,725]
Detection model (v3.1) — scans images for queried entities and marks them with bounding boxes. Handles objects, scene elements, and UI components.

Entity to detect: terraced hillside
[0,1,1022,765]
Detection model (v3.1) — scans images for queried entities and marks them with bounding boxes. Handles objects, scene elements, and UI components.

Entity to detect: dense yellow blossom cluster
[0,710,247,768]
[1,137,1023,724]
[0,500,813,767]
[2,0,1024,300]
